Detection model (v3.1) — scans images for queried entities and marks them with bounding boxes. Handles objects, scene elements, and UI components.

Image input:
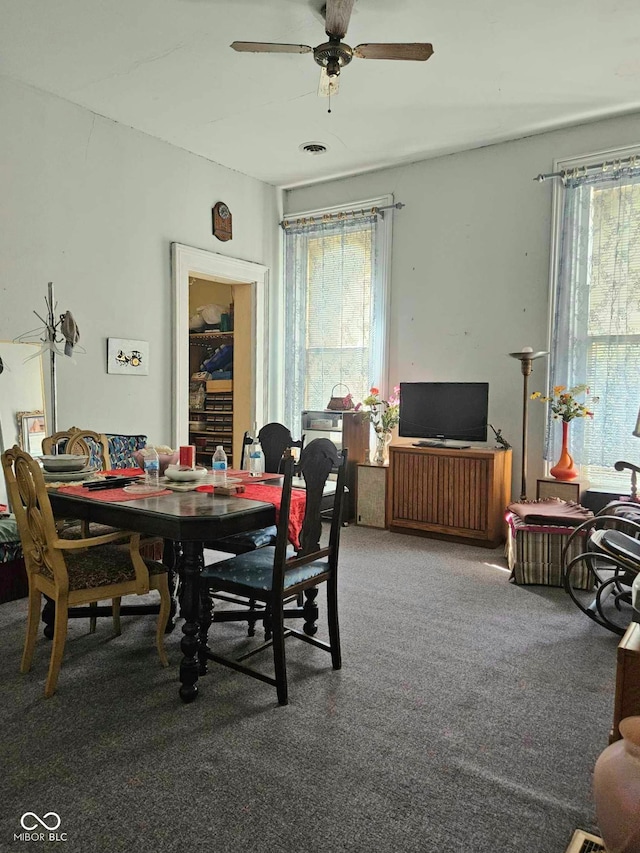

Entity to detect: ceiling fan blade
[354,43,434,61]
[318,68,340,97]
[324,0,355,39]
[230,41,313,54]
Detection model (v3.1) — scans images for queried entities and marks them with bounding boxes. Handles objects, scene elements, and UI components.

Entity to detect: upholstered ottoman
[506,512,593,589]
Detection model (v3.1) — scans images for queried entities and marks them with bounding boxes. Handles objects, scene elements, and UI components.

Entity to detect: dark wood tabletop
[49,486,277,702]
[49,487,276,541]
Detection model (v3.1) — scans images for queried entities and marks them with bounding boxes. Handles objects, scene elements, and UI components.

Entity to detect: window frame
[281,194,394,417]
[547,143,640,485]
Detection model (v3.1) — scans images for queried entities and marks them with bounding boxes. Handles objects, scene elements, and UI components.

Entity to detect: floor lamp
[508,347,548,501]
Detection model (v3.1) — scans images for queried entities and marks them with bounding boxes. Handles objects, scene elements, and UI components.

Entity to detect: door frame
[171,243,269,448]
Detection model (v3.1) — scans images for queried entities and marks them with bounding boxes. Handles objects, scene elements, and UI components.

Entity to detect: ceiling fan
[230,0,433,98]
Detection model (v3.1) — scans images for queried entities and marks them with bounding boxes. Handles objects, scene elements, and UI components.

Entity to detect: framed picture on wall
[107,338,149,375]
[17,410,46,458]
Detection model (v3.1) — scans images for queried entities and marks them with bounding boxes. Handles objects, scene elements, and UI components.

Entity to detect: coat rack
[15,282,81,435]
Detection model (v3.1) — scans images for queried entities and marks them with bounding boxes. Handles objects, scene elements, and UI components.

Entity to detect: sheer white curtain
[549,165,640,487]
[283,212,386,432]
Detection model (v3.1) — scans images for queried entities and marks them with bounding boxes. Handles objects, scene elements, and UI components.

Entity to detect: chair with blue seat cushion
[2,445,170,697]
[199,437,347,705]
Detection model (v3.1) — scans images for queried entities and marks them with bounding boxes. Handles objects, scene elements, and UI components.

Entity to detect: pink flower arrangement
[355,386,401,434]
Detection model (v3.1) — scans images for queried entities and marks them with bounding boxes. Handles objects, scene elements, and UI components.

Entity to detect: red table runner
[196,482,306,548]
[56,484,172,502]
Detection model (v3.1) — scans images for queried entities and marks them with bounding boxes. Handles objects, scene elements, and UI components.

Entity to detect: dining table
[48,484,276,702]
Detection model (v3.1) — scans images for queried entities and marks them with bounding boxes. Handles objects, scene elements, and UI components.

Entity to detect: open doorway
[171,244,269,457]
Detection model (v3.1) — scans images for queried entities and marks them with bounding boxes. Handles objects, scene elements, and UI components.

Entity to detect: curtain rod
[280,202,405,229]
[534,154,640,184]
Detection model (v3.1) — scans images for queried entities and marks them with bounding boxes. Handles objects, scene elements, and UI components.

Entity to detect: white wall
[0,75,279,446]
[284,112,640,499]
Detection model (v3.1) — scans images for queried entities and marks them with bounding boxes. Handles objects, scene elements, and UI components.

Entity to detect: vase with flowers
[355,386,400,465]
[530,384,597,481]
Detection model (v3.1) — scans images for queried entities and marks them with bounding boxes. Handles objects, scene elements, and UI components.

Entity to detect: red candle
[179,445,196,468]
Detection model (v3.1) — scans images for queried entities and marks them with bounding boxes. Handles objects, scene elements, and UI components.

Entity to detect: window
[282,200,391,430]
[549,153,640,488]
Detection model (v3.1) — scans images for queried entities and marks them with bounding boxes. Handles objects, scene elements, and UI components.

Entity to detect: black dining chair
[258,422,305,474]
[203,423,305,557]
[199,438,347,705]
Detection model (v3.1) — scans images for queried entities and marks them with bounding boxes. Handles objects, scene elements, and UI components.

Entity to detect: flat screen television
[399,382,489,442]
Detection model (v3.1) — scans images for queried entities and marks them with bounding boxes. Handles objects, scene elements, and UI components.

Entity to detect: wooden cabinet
[612,622,640,743]
[387,443,512,548]
[357,464,388,528]
[301,410,370,521]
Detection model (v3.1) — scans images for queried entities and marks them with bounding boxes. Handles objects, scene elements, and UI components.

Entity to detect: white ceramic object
[123,484,165,494]
[41,454,89,472]
[164,465,208,482]
[42,469,97,483]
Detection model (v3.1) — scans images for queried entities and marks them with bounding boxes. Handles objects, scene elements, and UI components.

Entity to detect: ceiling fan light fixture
[300,142,328,155]
[313,39,353,72]
[232,0,434,102]
[326,57,341,77]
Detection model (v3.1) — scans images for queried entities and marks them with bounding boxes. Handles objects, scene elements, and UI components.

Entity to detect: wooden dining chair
[1,445,170,698]
[199,438,348,705]
[42,426,112,537]
[42,426,128,632]
[42,427,111,471]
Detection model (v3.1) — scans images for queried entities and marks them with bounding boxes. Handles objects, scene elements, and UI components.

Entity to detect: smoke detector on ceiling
[300,142,328,155]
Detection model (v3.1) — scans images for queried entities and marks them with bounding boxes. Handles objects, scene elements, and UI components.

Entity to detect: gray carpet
[0,526,618,853]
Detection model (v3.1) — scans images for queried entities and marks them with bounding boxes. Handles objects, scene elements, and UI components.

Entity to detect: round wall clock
[212,201,233,241]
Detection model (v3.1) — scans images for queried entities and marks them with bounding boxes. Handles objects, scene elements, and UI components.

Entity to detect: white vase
[371,432,392,465]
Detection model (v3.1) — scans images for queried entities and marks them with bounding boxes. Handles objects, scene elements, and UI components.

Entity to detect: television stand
[388,443,512,547]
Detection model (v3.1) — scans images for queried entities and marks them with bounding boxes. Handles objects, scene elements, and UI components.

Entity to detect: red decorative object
[179,445,196,468]
[549,420,579,481]
[593,716,640,853]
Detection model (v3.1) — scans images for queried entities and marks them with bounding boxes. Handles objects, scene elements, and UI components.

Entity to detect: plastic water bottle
[248,438,265,477]
[212,445,228,485]
[144,446,160,489]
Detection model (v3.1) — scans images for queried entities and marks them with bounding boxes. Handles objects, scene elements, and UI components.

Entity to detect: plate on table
[123,483,166,495]
[164,465,209,482]
[43,467,99,483]
[41,454,90,473]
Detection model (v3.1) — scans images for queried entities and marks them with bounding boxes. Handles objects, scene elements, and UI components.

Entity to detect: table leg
[198,588,213,676]
[179,540,204,702]
[162,539,182,634]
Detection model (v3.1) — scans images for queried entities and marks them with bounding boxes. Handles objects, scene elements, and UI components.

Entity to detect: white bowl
[41,454,90,472]
[164,465,208,482]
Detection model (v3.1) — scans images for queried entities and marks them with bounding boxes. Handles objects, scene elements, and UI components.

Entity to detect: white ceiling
[2,0,640,188]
